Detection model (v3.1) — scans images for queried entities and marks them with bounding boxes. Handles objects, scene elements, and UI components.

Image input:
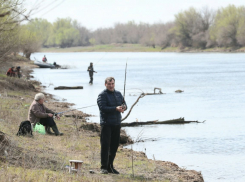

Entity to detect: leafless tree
[0,0,32,62]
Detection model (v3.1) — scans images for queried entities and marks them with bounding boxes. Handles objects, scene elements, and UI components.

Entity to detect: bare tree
[0,0,32,62]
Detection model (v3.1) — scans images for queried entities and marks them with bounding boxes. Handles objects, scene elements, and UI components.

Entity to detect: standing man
[87,62,97,84]
[97,77,127,174]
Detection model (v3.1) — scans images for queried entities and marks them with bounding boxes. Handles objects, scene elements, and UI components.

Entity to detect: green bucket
[34,123,46,134]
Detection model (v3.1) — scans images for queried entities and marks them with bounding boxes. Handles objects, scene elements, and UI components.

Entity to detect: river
[31,52,245,182]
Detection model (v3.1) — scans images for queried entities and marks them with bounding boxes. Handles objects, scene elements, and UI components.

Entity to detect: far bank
[39,44,245,53]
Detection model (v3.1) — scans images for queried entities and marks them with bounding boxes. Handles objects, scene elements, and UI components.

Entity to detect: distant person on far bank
[28,93,63,136]
[16,66,21,78]
[6,67,15,77]
[42,55,47,63]
[87,62,97,84]
[97,77,127,174]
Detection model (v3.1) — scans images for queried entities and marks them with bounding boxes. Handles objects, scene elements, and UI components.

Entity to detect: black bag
[17,120,32,136]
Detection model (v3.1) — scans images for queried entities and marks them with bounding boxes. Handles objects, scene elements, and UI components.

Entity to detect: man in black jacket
[97,77,127,174]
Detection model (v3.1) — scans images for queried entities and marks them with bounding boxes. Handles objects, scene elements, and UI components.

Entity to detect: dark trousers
[39,117,56,127]
[89,75,93,83]
[100,125,121,170]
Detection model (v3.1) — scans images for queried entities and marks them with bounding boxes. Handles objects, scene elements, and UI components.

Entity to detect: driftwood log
[143,88,165,95]
[175,89,184,93]
[121,117,205,127]
[122,93,146,121]
[144,93,165,95]
[54,86,83,90]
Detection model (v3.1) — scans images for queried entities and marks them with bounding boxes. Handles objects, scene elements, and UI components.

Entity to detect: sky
[25,0,245,30]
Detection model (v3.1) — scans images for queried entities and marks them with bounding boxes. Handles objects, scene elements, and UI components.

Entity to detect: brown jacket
[28,100,55,125]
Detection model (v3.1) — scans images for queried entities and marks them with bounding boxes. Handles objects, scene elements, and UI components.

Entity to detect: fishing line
[93,52,108,66]
[57,104,97,115]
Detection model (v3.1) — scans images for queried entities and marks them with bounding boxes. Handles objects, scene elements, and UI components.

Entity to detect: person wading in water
[87,62,97,84]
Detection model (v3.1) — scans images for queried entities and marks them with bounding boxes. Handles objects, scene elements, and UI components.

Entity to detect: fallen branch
[122,88,165,122]
[121,117,205,127]
[122,93,146,122]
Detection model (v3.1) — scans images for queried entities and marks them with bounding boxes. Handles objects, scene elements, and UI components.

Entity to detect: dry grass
[0,89,156,182]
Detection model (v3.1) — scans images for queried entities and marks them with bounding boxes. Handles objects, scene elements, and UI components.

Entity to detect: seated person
[42,55,47,62]
[28,93,63,136]
[6,67,15,77]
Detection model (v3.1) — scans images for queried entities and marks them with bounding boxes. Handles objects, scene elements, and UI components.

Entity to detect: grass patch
[40,44,162,52]
[0,73,6,78]
[162,47,179,52]
[0,90,177,182]
[40,44,245,53]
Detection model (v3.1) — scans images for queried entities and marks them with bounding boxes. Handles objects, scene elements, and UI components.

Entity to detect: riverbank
[0,55,204,181]
[39,44,245,53]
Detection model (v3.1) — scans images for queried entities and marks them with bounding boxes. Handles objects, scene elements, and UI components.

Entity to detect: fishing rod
[122,60,127,110]
[123,60,127,99]
[86,53,107,75]
[56,104,97,115]
[93,52,108,66]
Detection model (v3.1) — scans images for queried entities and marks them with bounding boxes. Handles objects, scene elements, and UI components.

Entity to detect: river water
[31,52,245,182]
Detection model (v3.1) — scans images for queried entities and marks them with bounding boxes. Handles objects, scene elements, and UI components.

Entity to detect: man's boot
[51,124,63,136]
[45,126,54,135]
[107,154,119,174]
[107,164,119,174]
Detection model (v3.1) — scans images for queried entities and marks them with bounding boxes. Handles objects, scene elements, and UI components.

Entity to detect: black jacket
[87,66,95,76]
[97,89,127,126]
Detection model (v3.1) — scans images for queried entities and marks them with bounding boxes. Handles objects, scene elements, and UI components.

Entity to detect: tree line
[1,3,245,61]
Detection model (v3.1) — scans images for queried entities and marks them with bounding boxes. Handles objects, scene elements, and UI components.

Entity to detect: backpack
[17,120,32,136]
